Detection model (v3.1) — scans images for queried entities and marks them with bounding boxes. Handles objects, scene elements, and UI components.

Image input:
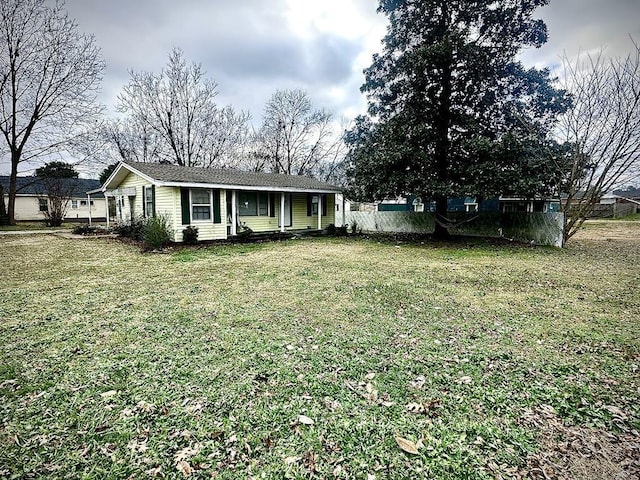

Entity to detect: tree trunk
[433,196,451,239]
[7,153,18,225]
[0,184,6,224]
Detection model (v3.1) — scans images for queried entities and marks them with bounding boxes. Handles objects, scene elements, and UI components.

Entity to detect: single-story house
[0,176,105,222]
[612,187,640,202]
[93,161,342,242]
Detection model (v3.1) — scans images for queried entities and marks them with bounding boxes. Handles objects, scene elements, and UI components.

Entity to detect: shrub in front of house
[113,216,145,241]
[237,223,253,239]
[182,225,199,245]
[143,214,171,249]
[72,224,96,235]
[324,223,336,236]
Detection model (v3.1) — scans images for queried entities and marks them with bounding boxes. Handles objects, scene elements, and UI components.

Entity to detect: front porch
[225,190,333,238]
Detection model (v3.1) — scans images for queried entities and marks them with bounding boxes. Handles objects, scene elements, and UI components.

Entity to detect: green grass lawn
[1,223,638,479]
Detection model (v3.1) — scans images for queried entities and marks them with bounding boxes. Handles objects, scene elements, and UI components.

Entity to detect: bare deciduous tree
[117,48,250,168]
[34,160,78,227]
[0,0,105,224]
[104,117,163,164]
[203,105,252,169]
[559,41,640,240]
[259,89,346,180]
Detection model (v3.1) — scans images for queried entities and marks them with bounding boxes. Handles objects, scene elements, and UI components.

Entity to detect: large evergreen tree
[346,0,569,237]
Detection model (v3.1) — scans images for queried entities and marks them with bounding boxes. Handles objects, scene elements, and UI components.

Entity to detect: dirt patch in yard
[522,405,640,480]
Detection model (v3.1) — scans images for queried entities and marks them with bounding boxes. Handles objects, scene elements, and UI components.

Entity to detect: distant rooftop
[0,176,102,198]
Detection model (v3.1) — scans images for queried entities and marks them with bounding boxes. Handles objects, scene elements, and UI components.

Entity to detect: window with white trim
[307,194,328,216]
[465,203,478,212]
[39,198,48,212]
[71,200,78,209]
[144,186,154,218]
[191,188,212,221]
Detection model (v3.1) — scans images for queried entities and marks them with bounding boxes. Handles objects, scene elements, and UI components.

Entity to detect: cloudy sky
[61,0,640,126]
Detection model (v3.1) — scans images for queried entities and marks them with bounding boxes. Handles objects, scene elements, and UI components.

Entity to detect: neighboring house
[0,176,105,222]
[376,196,560,213]
[562,192,640,218]
[94,161,341,242]
[613,187,640,202]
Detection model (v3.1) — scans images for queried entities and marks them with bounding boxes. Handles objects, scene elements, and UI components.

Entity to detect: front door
[116,195,124,222]
[280,193,292,227]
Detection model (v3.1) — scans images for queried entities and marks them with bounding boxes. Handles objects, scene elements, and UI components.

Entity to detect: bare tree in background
[204,105,252,169]
[559,41,640,241]
[117,48,250,168]
[259,89,346,180]
[35,161,78,227]
[0,0,105,224]
[104,117,162,164]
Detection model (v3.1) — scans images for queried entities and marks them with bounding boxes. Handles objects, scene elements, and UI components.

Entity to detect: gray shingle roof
[0,176,102,197]
[124,162,342,192]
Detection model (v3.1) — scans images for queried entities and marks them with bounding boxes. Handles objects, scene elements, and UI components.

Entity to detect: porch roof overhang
[156,181,339,194]
[96,187,137,197]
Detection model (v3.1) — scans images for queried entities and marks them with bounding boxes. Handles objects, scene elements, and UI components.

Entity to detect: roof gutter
[158,180,340,194]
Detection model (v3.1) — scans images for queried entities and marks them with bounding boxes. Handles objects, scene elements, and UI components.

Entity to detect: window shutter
[307,194,312,216]
[151,185,156,217]
[212,189,221,224]
[322,194,327,217]
[142,186,146,217]
[181,188,190,224]
[269,193,275,217]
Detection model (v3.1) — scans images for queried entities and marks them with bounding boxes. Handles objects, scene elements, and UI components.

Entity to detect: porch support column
[231,190,237,236]
[342,195,346,226]
[87,194,92,226]
[280,192,286,233]
[104,193,109,228]
[318,194,322,230]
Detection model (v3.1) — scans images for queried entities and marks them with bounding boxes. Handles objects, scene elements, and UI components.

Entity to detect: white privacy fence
[343,211,565,247]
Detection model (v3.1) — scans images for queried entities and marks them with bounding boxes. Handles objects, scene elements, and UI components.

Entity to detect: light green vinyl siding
[176,188,227,242]
[118,172,175,222]
[290,193,335,230]
[118,172,147,218]
[240,215,279,231]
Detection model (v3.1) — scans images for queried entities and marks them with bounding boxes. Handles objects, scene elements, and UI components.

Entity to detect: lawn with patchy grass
[1,222,639,479]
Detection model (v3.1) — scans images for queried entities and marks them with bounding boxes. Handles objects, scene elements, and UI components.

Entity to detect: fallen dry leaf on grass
[406,398,441,415]
[174,444,201,463]
[603,404,627,420]
[395,436,420,454]
[298,414,314,425]
[145,466,163,477]
[410,375,426,389]
[176,460,192,477]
